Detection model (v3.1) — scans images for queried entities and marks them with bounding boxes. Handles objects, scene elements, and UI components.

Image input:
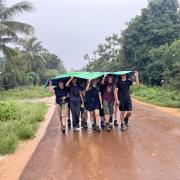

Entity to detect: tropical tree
[0,0,34,55]
[43,50,67,72]
[85,33,125,72]
[121,0,180,82]
[20,37,46,72]
[147,39,180,87]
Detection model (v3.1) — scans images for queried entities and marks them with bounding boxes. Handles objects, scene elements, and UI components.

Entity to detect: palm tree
[20,37,46,72]
[0,0,34,55]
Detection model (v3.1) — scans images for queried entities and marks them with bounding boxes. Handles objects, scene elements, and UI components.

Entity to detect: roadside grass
[0,86,51,100]
[0,101,48,155]
[132,85,180,108]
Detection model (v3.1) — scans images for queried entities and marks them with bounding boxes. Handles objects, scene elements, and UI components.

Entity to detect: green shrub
[17,122,37,140]
[0,135,18,155]
[0,101,20,121]
[0,121,18,155]
[0,86,51,100]
[132,85,180,108]
[0,102,48,155]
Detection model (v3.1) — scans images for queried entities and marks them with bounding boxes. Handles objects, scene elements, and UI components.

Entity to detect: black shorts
[119,100,132,111]
[87,102,100,112]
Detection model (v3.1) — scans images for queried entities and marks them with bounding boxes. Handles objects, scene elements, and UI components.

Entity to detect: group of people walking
[49,71,139,134]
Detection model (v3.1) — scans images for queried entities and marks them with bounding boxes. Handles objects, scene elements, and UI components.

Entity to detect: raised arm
[66,77,74,87]
[85,80,91,91]
[48,80,55,95]
[101,75,106,84]
[114,87,119,105]
[132,71,140,86]
[99,92,103,109]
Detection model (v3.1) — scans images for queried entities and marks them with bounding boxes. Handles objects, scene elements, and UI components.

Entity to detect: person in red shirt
[101,75,116,131]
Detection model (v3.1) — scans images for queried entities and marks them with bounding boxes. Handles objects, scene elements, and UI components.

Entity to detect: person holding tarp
[86,78,103,132]
[115,71,139,131]
[66,77,84,132]
[48,80,69,134]
[100,75,116,131]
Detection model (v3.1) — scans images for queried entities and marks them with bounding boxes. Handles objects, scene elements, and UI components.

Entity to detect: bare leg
[59,117,63,127]
[126,111,132,118]
[90,111,95,124]
[94,109,101,132]
[61,117,66,127]
[120,111,126,131]
[104,114,110,124]
[124,111,132,127]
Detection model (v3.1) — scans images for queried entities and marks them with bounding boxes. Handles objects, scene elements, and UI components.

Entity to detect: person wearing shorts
[115,71,139,131]
[49,80,69,134]
[86,78,103,132]
[101,75,115,131]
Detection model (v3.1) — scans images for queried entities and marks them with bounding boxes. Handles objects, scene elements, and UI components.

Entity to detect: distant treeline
[84,0,180,90]
[0,1,66,90]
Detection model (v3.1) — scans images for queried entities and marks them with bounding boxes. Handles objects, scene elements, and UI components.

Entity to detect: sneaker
[105,123,111,132]
[76,124,80,129]
[114,120,118,127]
[73,127,78,132]
[101,120,105,129]
[92,124,96,130]
[61,126,66,134]
[121,123,126,131]
[124,117,129,127]
[96,126,101,132]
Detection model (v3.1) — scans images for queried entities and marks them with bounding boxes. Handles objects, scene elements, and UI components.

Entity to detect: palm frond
[2,20,34,35]
[0,44,14,58]
[0,37,15,44]
[34,53,46,69]
[0,1,34,20]
[0,23,17,38]
[32,42,43,52]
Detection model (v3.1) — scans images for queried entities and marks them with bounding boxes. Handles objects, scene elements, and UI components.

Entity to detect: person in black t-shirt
[66,77,84,132]
[115,71,139,131]
[49,80,69,134]
[86,78,103,132]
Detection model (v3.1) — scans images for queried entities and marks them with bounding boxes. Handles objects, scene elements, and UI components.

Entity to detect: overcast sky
[9,0,149,70]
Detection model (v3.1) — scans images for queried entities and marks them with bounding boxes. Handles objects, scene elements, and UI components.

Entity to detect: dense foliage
[0,1,66,89]
[0,101,47,154]
[0,86,51,100]
[132,85,180,108]
[85,0,180,89]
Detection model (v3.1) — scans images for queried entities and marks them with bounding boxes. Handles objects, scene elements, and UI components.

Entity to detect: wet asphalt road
[20,101,180,180]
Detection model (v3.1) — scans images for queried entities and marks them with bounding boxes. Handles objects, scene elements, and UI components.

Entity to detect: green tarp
[54,71,132,80]
[46,71,132,86]
[54,72,105,80]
